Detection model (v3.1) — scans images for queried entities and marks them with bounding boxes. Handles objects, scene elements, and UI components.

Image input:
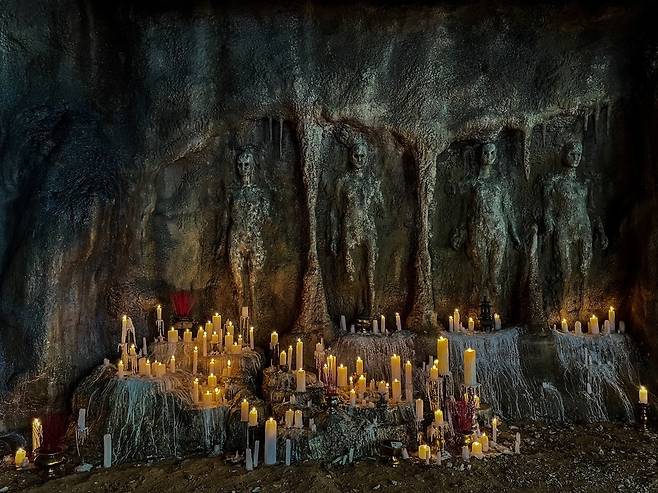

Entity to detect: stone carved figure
[330,142,384,318]
[543,141,607,312]
[451,143,520,300]
[219,149,270,317]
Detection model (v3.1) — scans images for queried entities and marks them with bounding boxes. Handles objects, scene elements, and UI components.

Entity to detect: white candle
[494,313,501,331]
[464,348,476,386]
[349,388,356,407]
[481,433,489,452]
[391,379,402,403]
[608,306,616,331]
[202,332,207,357]
[390,354,401,381]
[279,350,287,367]
[167,326,178,343]
[372,319,379,333]
[574,321,582,335]
[395,312,402,331]
[241,399,250,422]
[296,339,304,370]
[380,315,386,333]
[468,317,474,332]
[144,359,151,377]
[415,398,423,420]
[287,345,293,370]
[225,333,233,349]
[169,355,175,373]
[603,319,611,335]
[264,418,277,465]
[212,313,221,332]
[183,329,192,343]
[337,364,347,387]
[250,327,255,349]
[355,356,364,376]
[117,359,124,378]
[103,434,112,468]
[296,369,306,392]
[640,386,648,404]
[560,319,568,332]
[453,309,460,329]
[448,315,454,331]
[285,409,294,428]
[156,304,162,321]
[192,346,198,374]
[121,315,127,345]
[404,360,413,398]
[294,410,303,428]
[192,378,199,404]
[491,417,498,443]
[589,315,599,335]
[437,337,449,375]
[249,407,258,426]
[357,375,366,395]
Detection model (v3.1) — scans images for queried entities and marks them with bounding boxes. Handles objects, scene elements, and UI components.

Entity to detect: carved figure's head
[350,142,368,170]
[480,143,497,167]
[562,141,582,169]
[237,149,255,185]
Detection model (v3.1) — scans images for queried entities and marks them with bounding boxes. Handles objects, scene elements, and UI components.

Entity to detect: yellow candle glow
[270,331,278,346]
[168,326,178,343]
[241,399,249,422]
[464,348,477,386]
[249,406,258,426]
[430,364,439,381]
[285,408,294,428]
[640,385,648,404]
[437,337,449,375]
[434,409,443,425]
[356,356,364,376]
[207,373,217,388]
[14,448,26,467]
[279,350,287,366]
[296,338,304,370]
[192,378,199,404]
[390,354,401,381]
[481,433,489,452]
[471,441,482,456]
[357,374,367,394]
[391,379,402,403]
[418,444,430,460]
[337,364,348,387]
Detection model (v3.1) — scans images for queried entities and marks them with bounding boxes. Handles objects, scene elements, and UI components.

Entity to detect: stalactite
[522,126,532,181]
[279,118,284,159]
[593,100,601,144]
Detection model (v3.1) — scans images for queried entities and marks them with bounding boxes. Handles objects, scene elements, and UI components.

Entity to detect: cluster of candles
[340,312,403,334]
[558,307,625,335]
[447,308,501,332]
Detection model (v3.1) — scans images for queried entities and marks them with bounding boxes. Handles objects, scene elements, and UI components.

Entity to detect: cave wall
[0,0,654,420]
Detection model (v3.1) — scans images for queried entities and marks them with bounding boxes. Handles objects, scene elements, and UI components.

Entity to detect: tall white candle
[608,307,616,331]
[212,313,221,332]
[103,434,112,468]
[337,364,347,387]
[192,378,199,404]
[117,359,124,378]
[296,339,304,370]
[494,313,501,331]
[156,304,162,321]
[357,375,366,396]
[294,410,303,428]
[169,355,176,373]
[391,379,402,403]
[453,309,460,330]
[296,369,306,392]
[356,356,364,376]
[395,312,402,331]
[350,388,356,407]
[404,360,413,398]
[467,317,474,332]
[560,319,568,332]
[264,418,277,465]
[241,399,250,422]
[202,332,207,357]
[574,321,582,335]
[192,346,198,374]
[464,348,476,386]
[415,398,423,420]
[390,354,401,381]
[285,408,294,428]
[437,337,449,375]
[589,315,599,334]
[491,417,498,443]
[121,315,127,345]
[380,315,386,333]
[287,345,293,370]
[250,326,255,349]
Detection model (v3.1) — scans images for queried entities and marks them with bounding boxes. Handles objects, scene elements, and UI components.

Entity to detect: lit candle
[225,333,233,349]
[294,410,303,428]
[337,364,348,387]
[464,348,477,386]
[202,332,207,357]
[212,313,221,332]
[560,319,568,332]
[211,331,219,344]
[117,359,124,378]
[241,399,249,422]
[391,379,402,403]
[169,355,175,373]
[608,306,616,331]
[214,387,222,405]
[296,369,306,392]
[453,309,460,329]
[404,360,413,398]
[145,359,151,377]
[491,417,498,443]
[249,406,258,426]
[270,331,278,346]
[415,398,423,420]
[226,321,234,337]
[192,346,198,374]
[296,339,304,370]
[434,409,443,425]
[574,321,582,335]
[471,441,482,457]
[209,358,215,375]
[418,443,430,461]
[168,326,178,343]
[285,408,294,428]
[437,337,449,375]
[356,356,364,376]
[156,304,162,321]
[264,418,277,465]
[121,315,127,345]
[14,448,26,467]
[287,345,293,369]
[202,390,212,406]
[639,385,648,404]
[357,374,367,395]
[430,364,439,381]
[32,418,42,451]
[183,329,192,343]
[448,315,454,331]
[390,354,401,381]
[468,317,474,332]
[279,350,287,367]
[250,326,255,349]
[205,320,213,333]
[589,315,599,335]
[380,315,386,333]
[226,359,232,377]
[192,378,199,404]
[481,433,489,452]
[395,312,402,331]
[349,388,356,407]
[494,313,501,331]
[206,374,216,390]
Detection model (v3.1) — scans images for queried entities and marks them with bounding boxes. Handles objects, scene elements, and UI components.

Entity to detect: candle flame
[640,385,647,391]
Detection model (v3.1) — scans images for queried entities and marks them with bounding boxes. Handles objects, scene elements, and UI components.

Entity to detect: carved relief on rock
[219,148,271,318]
[330,141,384,319]
[451,142,521,302]
[543,140,607,316]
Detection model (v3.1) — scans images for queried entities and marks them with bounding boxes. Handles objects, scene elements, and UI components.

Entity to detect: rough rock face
[0,1,656,426]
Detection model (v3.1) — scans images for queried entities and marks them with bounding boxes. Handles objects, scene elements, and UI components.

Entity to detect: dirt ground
[1,422,656,493]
